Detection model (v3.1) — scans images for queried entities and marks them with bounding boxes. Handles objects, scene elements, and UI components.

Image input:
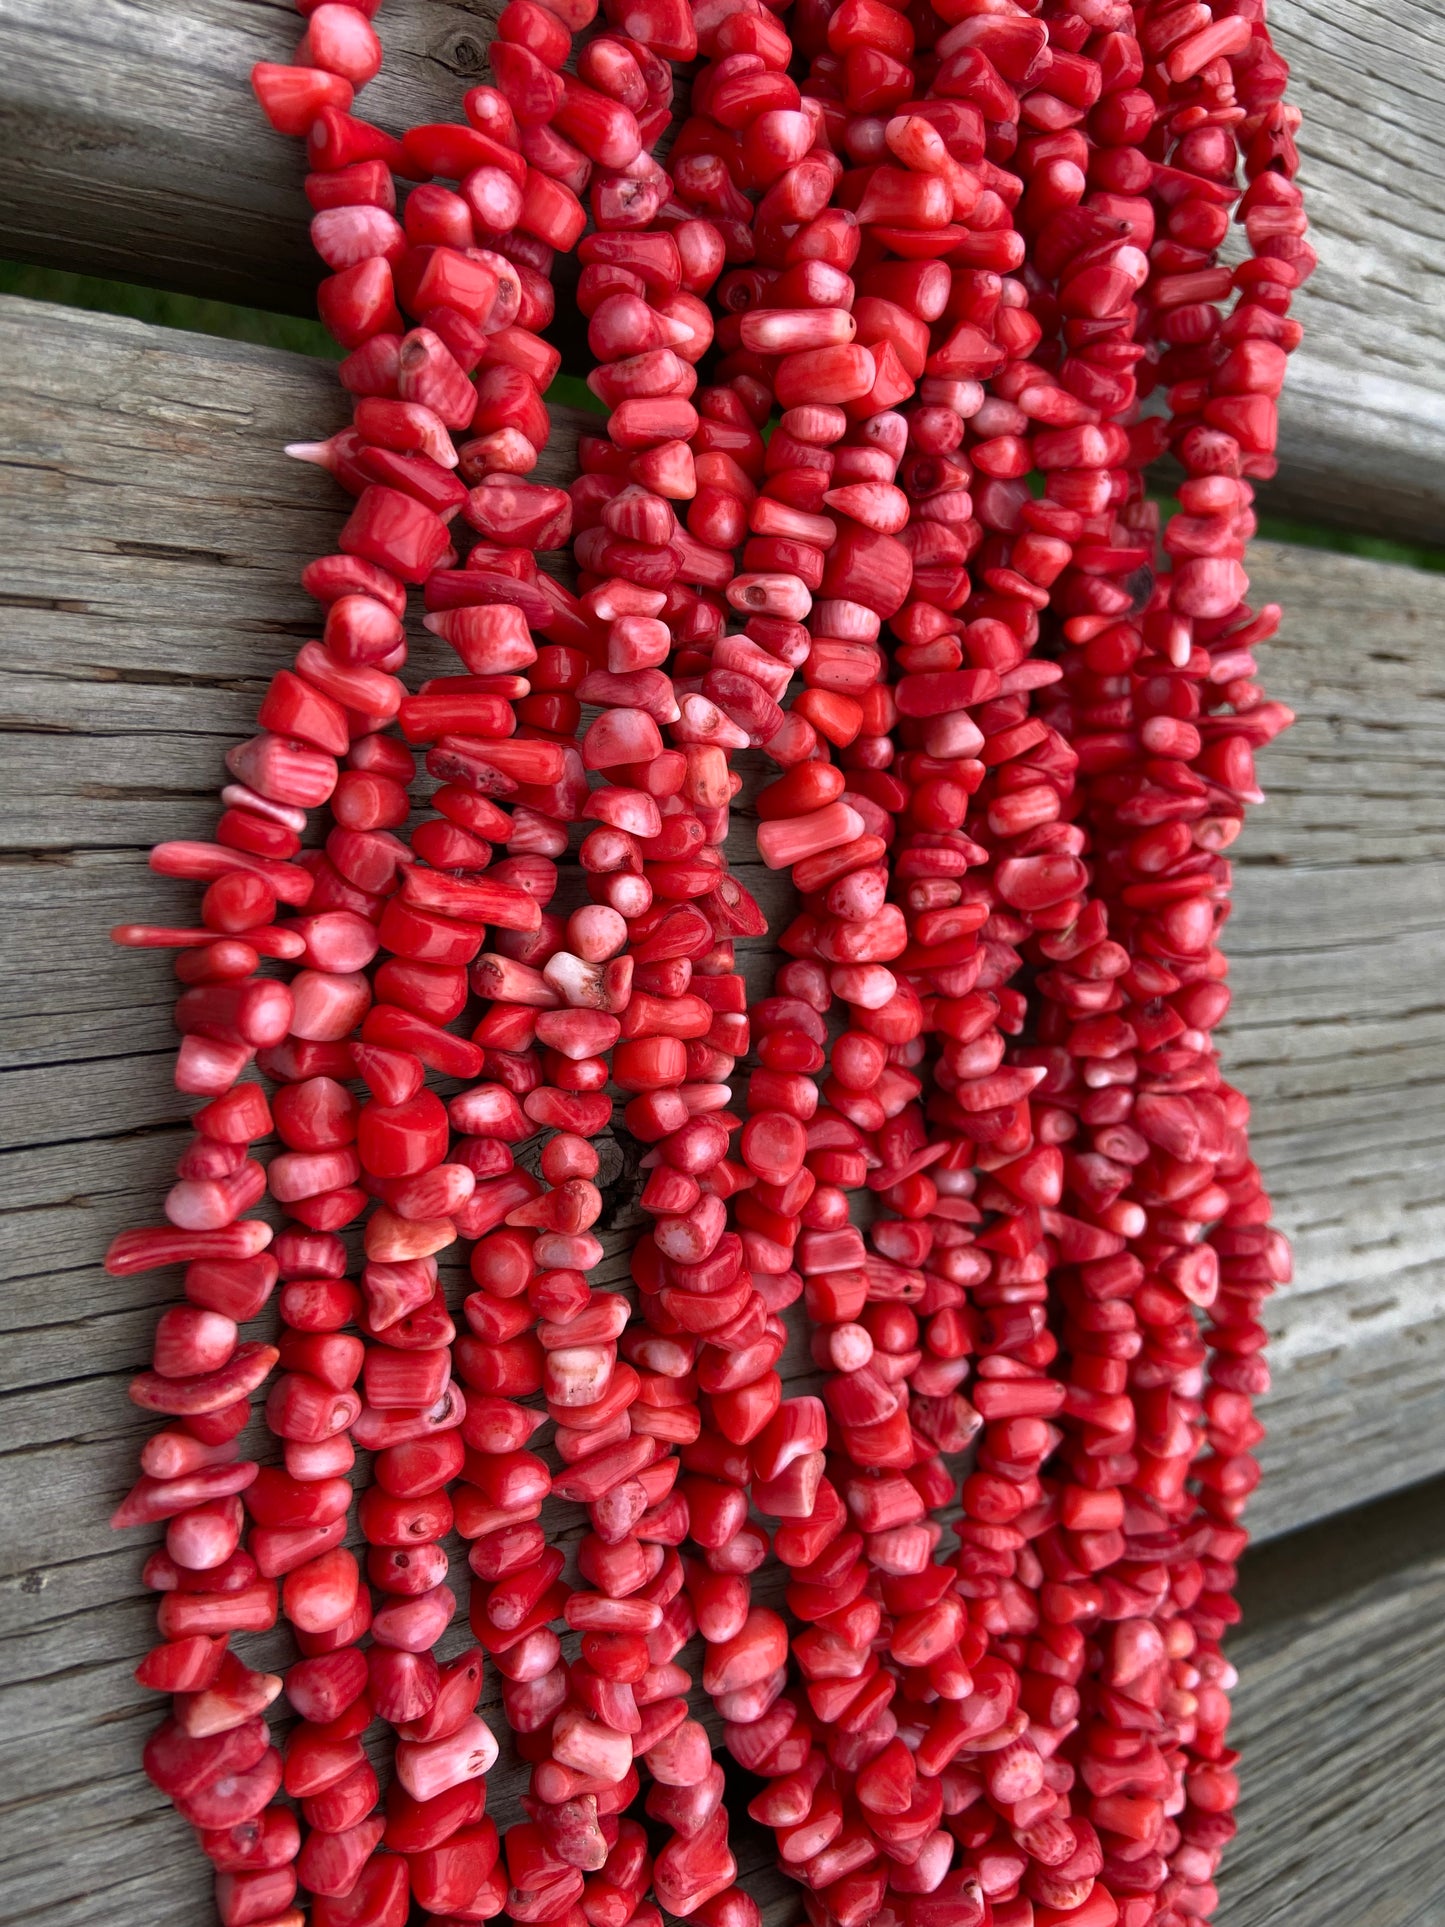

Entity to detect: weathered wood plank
[7,295,1445,1521]
[6,1466,1444,1927]
[0,0,1442,534]
[3,300,1445,1921]
[0,0,502,314]
[1216,1477,1445,1927]
[1262,0,1445,540]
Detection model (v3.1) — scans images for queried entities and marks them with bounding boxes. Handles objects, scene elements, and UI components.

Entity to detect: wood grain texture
[0,0,504,314]
[0,0,1444,534]
[1266,0,1445,540]
[1202,541,1445,1539]
[6,298,1445,1521]
[1216,1475,1445,1927]
[3,297,1445,1918]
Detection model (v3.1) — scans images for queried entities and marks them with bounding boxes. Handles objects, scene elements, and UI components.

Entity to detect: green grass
[0,259,341,358]
[0,258,612,417]
[3,255,1441,572]
[549,371,606,417]
[1253,511,1445,574]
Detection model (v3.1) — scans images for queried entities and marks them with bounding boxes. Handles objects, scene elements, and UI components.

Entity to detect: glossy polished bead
[358,1090,450,1178]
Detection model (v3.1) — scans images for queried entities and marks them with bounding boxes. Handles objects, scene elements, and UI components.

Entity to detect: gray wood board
[1215,1475,1445,1927]
[8,1452,1445,1927]
[5,297,1445,1531]
[0,0,1443,536]
[1261,0,1445,543]
[2,297,1445,1920]
[0,0,506,314]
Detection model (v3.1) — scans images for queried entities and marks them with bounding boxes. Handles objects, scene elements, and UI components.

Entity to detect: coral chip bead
[299,5,385,84]
[284,1547,361,1635]
[273,1076,359,1151]
[310,1853,410,1927]
[702,1608,789,1696]
[358,1089,450,1178]
[740,1110,807,1185]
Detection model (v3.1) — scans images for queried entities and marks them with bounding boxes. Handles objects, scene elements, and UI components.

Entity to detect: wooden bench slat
[6,289,1445,1529]
[0,1,1442,535]
[1216,1478,1445,1927]
[1250,0,1445,536]
[4,1460,1441,1927]
[1255,352,1445,548]
[0,0,499,312]
[1,293,1442,1920]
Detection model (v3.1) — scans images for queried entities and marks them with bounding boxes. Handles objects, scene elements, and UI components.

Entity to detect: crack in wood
[0,592,91,614]
[110,540,241,567]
